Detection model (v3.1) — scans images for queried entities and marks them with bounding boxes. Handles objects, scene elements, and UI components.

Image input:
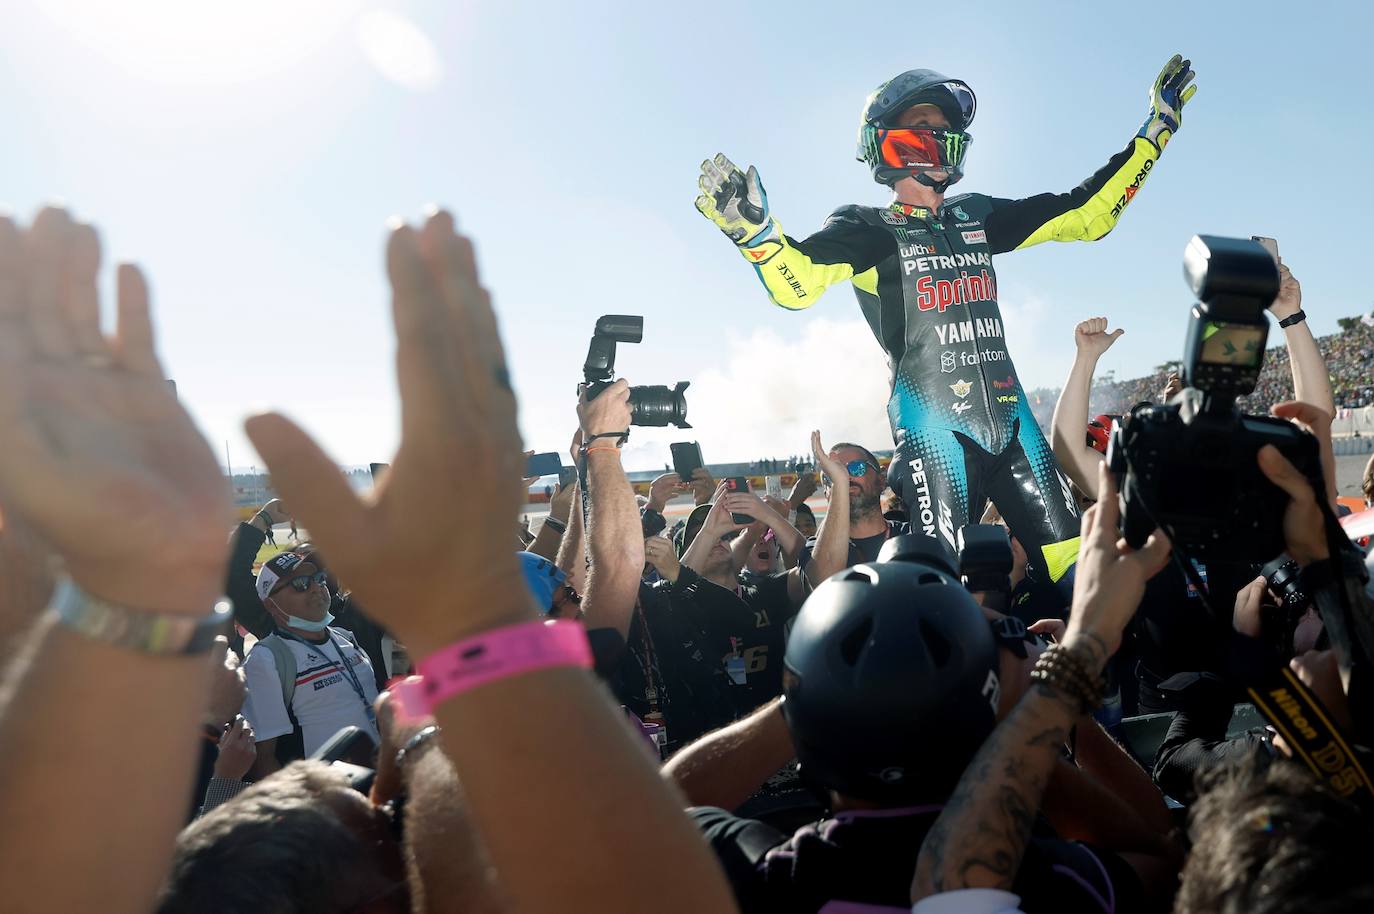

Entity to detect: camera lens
[628,381,691,428]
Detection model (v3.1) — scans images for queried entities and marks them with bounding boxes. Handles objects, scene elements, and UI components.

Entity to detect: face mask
[285,610,334,632]
[268,596,334,632]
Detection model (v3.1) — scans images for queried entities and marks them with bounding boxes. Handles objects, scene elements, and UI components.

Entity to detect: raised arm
[577,382,644,639]
[1268,260,1333,416]
[247,210,737,914]
[662,697,795,810]
[1050,318,1122,498]
[724,493,805,567]
[555,431,587,594]
[528,479,575,562]
[986,56,1196,254]
[0,207,234,914]
[1267,261,1337,505]
[695,154,889,309]
[681,484,744,575]
[803,431,856,587]
[913,463,1170,901]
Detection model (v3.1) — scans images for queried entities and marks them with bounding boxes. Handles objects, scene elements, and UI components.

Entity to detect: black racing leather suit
[743,136,1167,586]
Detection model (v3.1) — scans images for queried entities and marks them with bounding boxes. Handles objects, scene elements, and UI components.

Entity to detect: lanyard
[280,629,376,727]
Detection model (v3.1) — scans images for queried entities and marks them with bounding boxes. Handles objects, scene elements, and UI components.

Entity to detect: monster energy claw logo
[943,133,964,165]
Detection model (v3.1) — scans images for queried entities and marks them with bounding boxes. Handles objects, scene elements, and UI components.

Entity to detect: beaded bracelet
[1030,644,1105,713]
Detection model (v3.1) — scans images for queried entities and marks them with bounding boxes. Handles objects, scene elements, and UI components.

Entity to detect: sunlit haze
[4,0,1372,473]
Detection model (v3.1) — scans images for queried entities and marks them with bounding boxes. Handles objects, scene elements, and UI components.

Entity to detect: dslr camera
[581,315,691,428]
[1107,235,1323,562]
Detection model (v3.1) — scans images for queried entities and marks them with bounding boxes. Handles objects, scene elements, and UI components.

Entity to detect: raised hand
[1073,317,1124,360]
[1063,463,1172,665]
[548,480,577,521]
[689,467,717,506]
[699,482,746,538]
[0,207,230,614]
[647,472,684,513]
[246,209,532,654]
[212,716,258,781]
[254,497,292,529]
[695,154,781,258]
[578,380,632,440]
[643,535,681,583]
[1269,261,1303,320]
[811,431,850,489]
[1138,54,1197,151]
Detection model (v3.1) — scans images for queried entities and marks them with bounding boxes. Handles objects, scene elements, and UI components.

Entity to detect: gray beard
[850,491,882,518]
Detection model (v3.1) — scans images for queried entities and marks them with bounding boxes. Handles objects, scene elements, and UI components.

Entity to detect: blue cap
[519,551,567,613]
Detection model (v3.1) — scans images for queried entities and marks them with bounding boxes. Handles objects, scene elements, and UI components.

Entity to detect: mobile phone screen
[724,476,752,524]
[525,452,562,478]
[671,441,704,482]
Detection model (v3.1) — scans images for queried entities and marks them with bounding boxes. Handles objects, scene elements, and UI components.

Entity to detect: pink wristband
[411,619,593,711]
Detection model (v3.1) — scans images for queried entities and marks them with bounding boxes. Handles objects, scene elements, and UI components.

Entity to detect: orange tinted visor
[878,128,969,171]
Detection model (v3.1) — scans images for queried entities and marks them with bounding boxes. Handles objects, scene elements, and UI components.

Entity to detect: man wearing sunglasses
[240,551,381,775]
[697,56,1197,598]
[798,438,911,589]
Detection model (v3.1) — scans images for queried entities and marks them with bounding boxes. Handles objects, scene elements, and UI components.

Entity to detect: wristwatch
[51,576,232,655]
[1278,309,1306,328]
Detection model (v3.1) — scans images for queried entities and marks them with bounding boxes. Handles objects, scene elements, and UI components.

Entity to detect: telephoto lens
[628,381,691,428]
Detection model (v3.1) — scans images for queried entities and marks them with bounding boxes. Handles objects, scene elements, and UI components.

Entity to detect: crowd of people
[1029,311,1374,430]
[2,201,1373,914]
[3,196,1374,910]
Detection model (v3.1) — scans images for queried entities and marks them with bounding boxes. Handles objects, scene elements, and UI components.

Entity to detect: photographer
[1151,401,1357,803]
[1051,254,1334,503]
[1052,276,1338,716]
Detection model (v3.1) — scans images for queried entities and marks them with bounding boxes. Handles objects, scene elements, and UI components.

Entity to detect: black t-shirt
[692,804,1141,914]
[658,567,802,718]
[798,520,910,576]
[592,582,738,754]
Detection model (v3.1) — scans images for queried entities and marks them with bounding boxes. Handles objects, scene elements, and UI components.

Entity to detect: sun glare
[34,0,361,87]
[354,9,444,91]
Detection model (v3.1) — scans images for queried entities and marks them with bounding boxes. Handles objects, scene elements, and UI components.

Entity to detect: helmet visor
[935,81,976,130]
[881,80,977,131]
[878,128,970,171]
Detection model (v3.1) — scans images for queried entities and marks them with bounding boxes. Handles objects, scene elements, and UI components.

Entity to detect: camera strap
[1243,662,1374,808]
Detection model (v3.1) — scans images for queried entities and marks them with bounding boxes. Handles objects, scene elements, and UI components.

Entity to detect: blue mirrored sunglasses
[822,459,880,486]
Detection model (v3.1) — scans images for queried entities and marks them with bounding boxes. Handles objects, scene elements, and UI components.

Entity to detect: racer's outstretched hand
[1138,54,1197,151]
[695,154,775,249]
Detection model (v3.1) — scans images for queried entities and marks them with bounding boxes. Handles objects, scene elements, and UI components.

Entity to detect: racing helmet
[857,69,976,190]
[781,552,1000,803]
[1086,414,1117,454]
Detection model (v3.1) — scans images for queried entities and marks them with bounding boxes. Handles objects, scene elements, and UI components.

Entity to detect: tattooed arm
[913,463,1170,901]
[913,658,1090,894]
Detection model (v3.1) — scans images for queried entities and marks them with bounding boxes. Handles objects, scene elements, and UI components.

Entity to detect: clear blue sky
[4,0,1371,473]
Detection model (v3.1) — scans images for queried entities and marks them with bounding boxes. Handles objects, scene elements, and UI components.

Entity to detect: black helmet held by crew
[856,69,977,192]
[781,549,1000,803]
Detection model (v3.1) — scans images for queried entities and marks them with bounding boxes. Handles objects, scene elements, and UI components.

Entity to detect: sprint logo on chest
[935,317,1004,345]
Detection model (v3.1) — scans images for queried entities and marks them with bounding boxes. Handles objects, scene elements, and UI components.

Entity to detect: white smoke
[626,318,894,469]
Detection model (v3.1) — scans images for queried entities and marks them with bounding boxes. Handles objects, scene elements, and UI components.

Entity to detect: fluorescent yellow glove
[695,153,784,263]
[1137,54,1198,151]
